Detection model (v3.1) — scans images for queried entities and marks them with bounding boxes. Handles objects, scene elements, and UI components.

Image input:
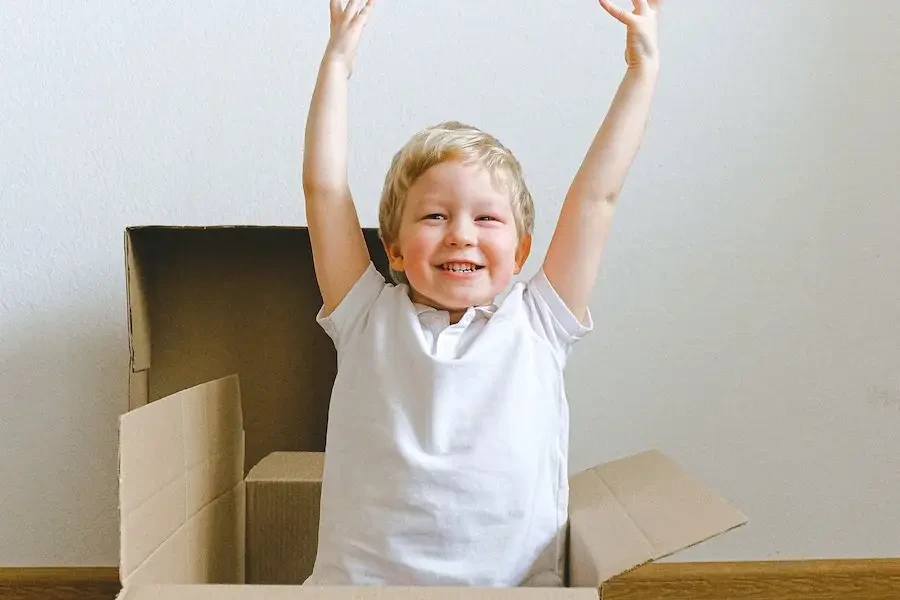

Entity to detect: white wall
[1,1,897,566]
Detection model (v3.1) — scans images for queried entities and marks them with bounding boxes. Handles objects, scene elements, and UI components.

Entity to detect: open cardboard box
[118,226,748,599]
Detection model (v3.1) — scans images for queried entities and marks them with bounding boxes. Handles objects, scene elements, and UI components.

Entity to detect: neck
[408,289,469,324]
[446,310,466,325]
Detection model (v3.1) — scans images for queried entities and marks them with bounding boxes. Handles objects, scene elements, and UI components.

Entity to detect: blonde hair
[378,121,535,284]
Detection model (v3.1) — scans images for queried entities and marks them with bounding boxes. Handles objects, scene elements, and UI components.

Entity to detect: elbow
[568,180,621,206]
[301,178,318,198]
[597,189,620,205]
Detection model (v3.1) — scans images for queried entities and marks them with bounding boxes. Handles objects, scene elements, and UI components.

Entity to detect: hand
[598,0,660,71]
[325,0,375,77]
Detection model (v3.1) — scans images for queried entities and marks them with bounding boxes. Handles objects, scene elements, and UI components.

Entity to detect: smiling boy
[302,0,661,587]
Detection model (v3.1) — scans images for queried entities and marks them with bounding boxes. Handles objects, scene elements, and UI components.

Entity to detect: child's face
[386,160,531,316]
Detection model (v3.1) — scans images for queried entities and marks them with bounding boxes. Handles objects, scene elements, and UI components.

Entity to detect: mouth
[437,261,485,274]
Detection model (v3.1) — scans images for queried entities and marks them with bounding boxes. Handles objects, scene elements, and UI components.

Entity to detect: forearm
[303,55,352,196]
[567,66,659,204]
[301,0,373,314]
[302,51,369,311]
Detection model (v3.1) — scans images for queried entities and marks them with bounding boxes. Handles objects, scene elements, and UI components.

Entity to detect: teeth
[443,263,477,272]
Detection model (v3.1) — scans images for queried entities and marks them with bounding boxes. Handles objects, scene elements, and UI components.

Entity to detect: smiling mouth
[438,262,484,273]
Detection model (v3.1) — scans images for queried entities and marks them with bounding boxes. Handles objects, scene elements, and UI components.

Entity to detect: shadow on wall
[0,300,126,565]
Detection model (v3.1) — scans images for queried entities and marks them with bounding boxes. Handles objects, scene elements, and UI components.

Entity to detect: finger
[343,0,367,24]
[599,0,636,25]
[330,0,342,23]
[632,0,651,13]
[349,0,375,28]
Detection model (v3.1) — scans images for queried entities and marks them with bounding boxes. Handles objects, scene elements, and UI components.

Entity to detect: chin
[411,287,480,311]
[440,289,496,309]
[408,270,503,309]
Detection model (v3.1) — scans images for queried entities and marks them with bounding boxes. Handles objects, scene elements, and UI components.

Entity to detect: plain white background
[1,1,898,566]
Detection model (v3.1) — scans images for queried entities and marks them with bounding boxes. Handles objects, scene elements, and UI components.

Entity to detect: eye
[424,213,446,220]
[476,215,500,222]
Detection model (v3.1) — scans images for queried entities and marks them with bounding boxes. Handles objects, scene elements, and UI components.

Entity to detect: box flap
[119,375,246,588]
[117,585,599,600]
[567,450,747,587]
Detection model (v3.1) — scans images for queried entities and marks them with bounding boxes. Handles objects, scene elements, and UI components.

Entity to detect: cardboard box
[118,226,748,599]
[245,452,324,584]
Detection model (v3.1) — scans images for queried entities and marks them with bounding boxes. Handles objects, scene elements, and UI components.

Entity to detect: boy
[302,0,661,587]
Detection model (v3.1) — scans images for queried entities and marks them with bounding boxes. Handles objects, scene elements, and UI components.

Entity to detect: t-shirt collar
[412,302,498,319]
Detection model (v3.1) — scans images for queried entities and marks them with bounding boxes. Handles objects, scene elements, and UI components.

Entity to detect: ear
[514,234,532,274]
[383,239,405,272]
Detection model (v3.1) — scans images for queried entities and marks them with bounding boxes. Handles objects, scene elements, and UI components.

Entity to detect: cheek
[483,231,521,266]
[400,227,438,265]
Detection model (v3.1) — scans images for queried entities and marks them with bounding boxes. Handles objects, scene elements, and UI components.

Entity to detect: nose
[445,218,476,247]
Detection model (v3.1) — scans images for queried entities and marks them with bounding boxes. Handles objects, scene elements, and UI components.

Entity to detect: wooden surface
[603,559,900,600]
[0,568,119,600]
[1,560,899,599]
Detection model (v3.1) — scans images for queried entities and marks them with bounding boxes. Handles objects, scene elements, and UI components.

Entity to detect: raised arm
[303,0,375,315]
[542,0,660,322]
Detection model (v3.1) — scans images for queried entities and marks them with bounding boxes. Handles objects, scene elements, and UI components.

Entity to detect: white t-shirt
[305,262,592,587]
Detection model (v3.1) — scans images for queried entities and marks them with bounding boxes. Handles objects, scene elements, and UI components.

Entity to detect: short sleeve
[316,262,386,349]
[522,268,593,358]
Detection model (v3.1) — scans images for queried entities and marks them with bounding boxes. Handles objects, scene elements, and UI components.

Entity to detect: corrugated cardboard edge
[126,225,311,232]
[116,584,600,600]
[118,374,246,591]
[124,228,151,409]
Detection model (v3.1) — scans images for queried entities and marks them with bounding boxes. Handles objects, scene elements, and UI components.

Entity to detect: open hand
[325,0,375,77]
[598,0,660,70]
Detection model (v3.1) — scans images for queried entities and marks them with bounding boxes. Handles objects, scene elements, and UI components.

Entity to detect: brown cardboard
[245,452,324,584]
[567,450,748,587]
[119,225,747,599]
[119,375,245,589]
